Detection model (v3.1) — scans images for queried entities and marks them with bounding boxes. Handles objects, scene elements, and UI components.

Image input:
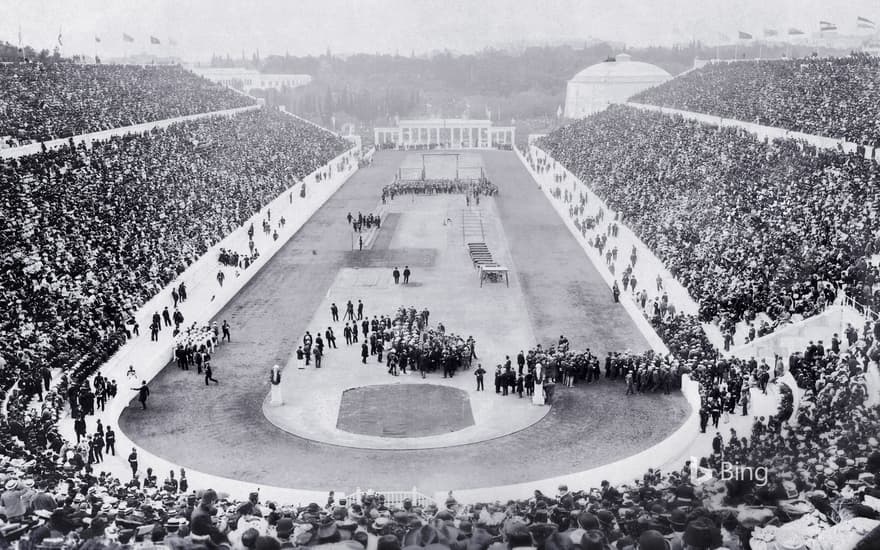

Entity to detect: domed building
[563,53,672,118]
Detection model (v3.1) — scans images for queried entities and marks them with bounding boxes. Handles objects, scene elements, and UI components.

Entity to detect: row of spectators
[630,53,880,148]
[0,108,349,465]
[537,105,880,333]
[0,63,255,146]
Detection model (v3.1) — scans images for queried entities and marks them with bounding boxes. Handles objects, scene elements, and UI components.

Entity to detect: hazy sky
[1,0,878,61]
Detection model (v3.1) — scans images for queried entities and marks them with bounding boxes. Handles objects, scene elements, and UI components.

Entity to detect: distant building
[189,67,311,93]
[564,53,671,118]
[373,118,515,149]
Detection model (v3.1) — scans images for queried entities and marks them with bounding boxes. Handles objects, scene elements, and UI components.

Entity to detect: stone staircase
[461,208,485,244]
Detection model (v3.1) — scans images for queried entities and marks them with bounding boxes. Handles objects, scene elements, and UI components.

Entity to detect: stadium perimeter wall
[627,102,880,163]
[0,104,261,160]
[60,144,360,504]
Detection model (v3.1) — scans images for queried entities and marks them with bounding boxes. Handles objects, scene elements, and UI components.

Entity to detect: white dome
[563,54,672,119]
[569,53,671,83]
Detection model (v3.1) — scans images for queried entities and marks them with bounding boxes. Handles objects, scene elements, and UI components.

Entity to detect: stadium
[2,1,880,549]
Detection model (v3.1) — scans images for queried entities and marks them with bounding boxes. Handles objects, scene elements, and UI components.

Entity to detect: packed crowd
[630,54,880,148]
[0,63,255,146]
[537,105,880,333]
[385,307,475,378]
[0,107,348,479]
[382,179,498,201]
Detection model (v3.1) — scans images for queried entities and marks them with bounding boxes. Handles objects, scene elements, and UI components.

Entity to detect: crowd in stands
[0,63,255,146]
[2,65,880,548]
[0,107,348,493]
[537,105,880,336]
[630,53,880,149]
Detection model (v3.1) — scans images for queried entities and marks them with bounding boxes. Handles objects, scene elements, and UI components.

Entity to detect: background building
[190,67,311,93]
[564,53,671,118]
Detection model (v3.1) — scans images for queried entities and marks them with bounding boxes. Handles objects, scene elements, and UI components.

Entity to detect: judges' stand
[51,142,360,504]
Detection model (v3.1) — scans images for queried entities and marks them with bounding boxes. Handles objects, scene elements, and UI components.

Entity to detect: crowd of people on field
[537,105,880,336]
[0,63,255,146]
[382,179,498,202]
[631,53,880,148]
[384,307,475,378]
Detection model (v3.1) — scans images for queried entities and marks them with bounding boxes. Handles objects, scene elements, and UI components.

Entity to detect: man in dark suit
[344,300,354,321]
[133,381,150,409]
[392,267,400,284]
[361,343,369,364]
[357,300,364,320]
[474,365,486,391]
[403,266,411,284]
[343,324,352,345]
[331,303,339,322]
[326,327,337,348]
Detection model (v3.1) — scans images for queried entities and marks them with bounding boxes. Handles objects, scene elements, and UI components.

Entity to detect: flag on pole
[18,24,22,46]
[819,21,837,32]
[57,27,62,46]
[857,16,876,29]
[123,33,134,42]
[95,35,101,43]
[738,31,753,40]
[150,36,161,45]
[763,29,778,37]
[788,27,805,35]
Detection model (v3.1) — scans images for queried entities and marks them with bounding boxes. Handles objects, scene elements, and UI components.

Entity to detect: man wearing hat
[1,479,26,520]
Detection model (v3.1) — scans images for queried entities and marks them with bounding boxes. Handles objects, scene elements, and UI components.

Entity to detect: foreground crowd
[631,53,880,148]
[0,63,255,146]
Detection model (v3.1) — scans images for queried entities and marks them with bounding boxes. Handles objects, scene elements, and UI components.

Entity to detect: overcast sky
[1,0,878,61]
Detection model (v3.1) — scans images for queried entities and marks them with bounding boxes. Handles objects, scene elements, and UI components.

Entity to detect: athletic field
[119,150,688,492]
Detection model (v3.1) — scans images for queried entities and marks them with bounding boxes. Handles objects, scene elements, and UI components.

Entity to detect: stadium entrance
[374,118,515,149]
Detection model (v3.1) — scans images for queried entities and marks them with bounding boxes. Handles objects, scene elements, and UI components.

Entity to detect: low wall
[627,102,879,163]
[60,145,359,503]
[1,105,261,159]
[727,305,866,364]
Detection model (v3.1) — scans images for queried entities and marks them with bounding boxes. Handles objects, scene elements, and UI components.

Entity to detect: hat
[190,514,213,538]
[577,512,600,530]
[596,509,615,527]
[4,479,19,491]
[580,529,609,550]
[638,530,670,550]
[241,527,260,549]
[377,534,402,550]
[682,517,720,549]
[667,508,687,529]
